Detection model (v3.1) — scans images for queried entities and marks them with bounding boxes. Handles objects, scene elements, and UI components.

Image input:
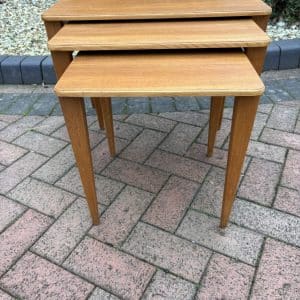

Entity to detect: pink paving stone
[251,239,300,299]
[274,187,300,217]
[238,158,281,206]
[281,150,300,191]
[159,111,209,127]
[125,113,176,132]
[63,236,155,300]
[113,120,143,140]
[102,158,168,193]
[0,120,7,130]
[0,152,47,194]
[0,252,93,300]
[0,140,27,166]
[0,209,52,275]
[250,112,268,140]
[120,129,166,163]
[56,167,124,205]
[89,186,153,246]
[0,195,25,232]
[295,119,300,134]
[196,253,255,299]
[92,137,129,173]
[122,222,211,282]
[33,116,65,135]
[142,270,196,300]
[145,149,210,183]
[159,123,202,155]
[143,176,199,232]
[89,288,120,300]
[260,127,300,150]
[0,289,14,300]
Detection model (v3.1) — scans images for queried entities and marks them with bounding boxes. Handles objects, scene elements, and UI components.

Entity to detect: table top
[43,0,271,21]
[55,51,264,98]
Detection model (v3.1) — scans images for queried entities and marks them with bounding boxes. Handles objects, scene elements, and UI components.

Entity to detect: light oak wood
[59,97,100,225]
[55,51,265,98]
[42,0,271,21]
[44,21,62,40]
[91,98,105,130]
[220,96,260,228]
[246,47,268,74]
[48,19,270,51]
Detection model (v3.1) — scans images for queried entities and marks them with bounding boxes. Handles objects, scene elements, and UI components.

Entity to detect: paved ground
[0,69,300,299]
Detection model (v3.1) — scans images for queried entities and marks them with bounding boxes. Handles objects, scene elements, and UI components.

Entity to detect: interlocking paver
[159,123,201,155]
[174,96,200,112]
[151,97,175,113]
[102,158,168,193]
[274,187,300,217]
[251,112,268,140]
[0,152,47,194]
[89,288,120,300]
[281,150,300,191]
[159,111,209,127]
[0,252,93,299]
[0,289,14,300]
[196,254,255,299]
[89,186,153,246]
[64,236,155,300]
[0,195,25,232]
[0,114,22,124]
[143,176,199,232]
[177,210,264,265]
[142,270,196,300]
[13,131,67,157]
[113,120,143,140]
[0,120,7,130]
[33,116,65,135]
[122,222,211,282]
[0,210,52,275]
[9,177,76,218]
[251,239,300,299]
[295,119,300,134]
[120,129,166,163]
[56,167,124,205]
[0,140,27,166]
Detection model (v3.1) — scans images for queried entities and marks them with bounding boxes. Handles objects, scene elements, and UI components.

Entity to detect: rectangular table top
[43,0,271,21]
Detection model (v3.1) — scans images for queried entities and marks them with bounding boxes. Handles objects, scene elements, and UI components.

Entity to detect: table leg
[59,97,100,225]
[91,98,105,130]
[220,96,260,228]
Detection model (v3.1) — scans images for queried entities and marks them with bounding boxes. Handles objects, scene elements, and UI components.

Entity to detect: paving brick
[146,150,210,183]
[64,236,155,300]
[274,187,300,217]
[41,56,57,84]
[0,289,14,300]
[250,112,268,140]
[264,80,294,102]
[0,116,44,142]
[111,98,127,114]
[185,143,228,168]
[159,111,208,127]
[257,103,273,114]
[123,222,211,282]
[143,176,199,232]
[89,288,120,300]
[0,140,27,166]
[112,120,142,140]
[0,210,52,275]
[20,56,46,84]
[267,104,299,132]
[9,178,76,218]
[260,127,300,150]
[0,195,25,232]
[32,198,101,264]
[177,210,263,265]
[56,167,124,205]
[1,56,27,84]
[238,158,281,206]
[120,129,166,163]
[126,113,176,132]
[0,120,7,130]
[13,131,67,157]
[33,116,65,135]
[159,123,201,155]
[142,270,196,300]
[281,150,300,191]
[102,158,168,193]
[278,78,300,100]
[4,94,40,115]
[127,97,150,114]
[247,140,286,163]
[174,96,200,112]
[0,252,93,299]
[28,93,58,116]
[92,138,129,173]
[0,93,19,114]
[151,97,175,113]
[295,119,300,134]
[251,239,300,299]
[0,152,47,194]
[196,253,255,299]
[90,186,153,246]
[32,145,75,184]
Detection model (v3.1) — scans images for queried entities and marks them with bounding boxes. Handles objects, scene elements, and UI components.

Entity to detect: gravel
[0,0,300,56]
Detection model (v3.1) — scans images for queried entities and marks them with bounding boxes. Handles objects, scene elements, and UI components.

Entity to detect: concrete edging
[0,39,300,85]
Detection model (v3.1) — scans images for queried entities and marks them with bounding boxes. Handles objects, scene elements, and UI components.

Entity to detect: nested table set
[42,0,271,228]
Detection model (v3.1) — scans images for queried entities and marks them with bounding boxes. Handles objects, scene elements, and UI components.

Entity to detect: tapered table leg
[220,96,260,228]
[59,97,100,225]
[91,98,105,130]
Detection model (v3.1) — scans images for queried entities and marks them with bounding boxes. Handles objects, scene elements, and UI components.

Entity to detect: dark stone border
[0,39,299,85]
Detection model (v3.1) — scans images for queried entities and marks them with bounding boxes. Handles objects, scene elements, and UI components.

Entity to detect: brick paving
[0,69,300,299]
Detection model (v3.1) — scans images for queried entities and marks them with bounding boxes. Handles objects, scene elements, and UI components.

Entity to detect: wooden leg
[207,96,225,157]
[246,47,267,75]
[59,97,99,225]
[220,96,260,228]
[91,98,105,130]
[101,97,116,157]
